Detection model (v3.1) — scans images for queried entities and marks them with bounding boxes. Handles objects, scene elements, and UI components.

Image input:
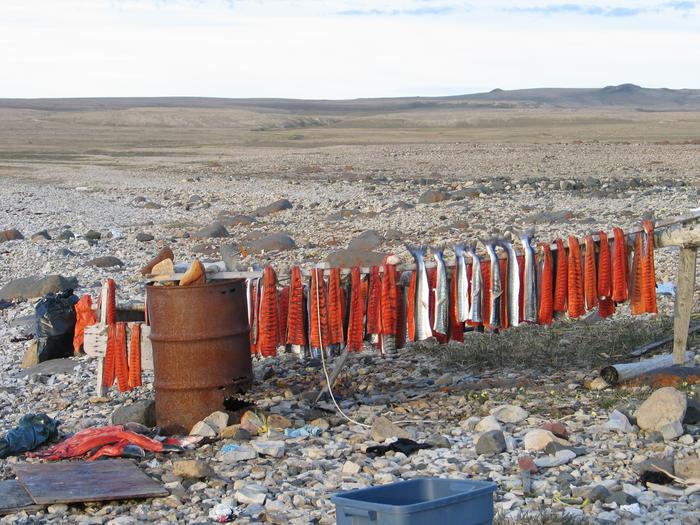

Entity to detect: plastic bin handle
[342,507,377,521]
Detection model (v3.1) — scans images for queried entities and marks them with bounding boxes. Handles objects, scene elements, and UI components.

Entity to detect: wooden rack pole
[673,245,698,365]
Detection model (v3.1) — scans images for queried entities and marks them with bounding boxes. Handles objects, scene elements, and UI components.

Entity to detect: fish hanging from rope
[584,235,598,311]
[553,239,568,313]
[278,286,289,346]
[537,242,554,325]
[483,240,502,329]
[366,266,382,336]
[286,266,306,347]
[309,267,329,350]
[432,248,450,336]
[449,263,463,342]
[641,220,658,314]
[128,323,142,389]
[327,268,345,346]
[380,258,400,352]
[520,231,538,323]
[257,266,280,358]
[497,239,520,328]
[597,231,615,318]
[454,245,470,323]
[611,227,629,303]
[346,267,365,352]
[407,246,432,341]
[480,259,492,329]
[567,236,585,318]
[465,244,483,324]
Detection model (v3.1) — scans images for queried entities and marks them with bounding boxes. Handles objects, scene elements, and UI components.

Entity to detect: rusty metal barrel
[146,280,252,434]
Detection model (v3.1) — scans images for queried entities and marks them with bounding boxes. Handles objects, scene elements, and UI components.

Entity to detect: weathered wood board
[0,480,43,515]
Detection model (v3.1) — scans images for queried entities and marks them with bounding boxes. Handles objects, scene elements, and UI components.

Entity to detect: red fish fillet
[567,236,585,318]
[407,271,416,342]
[102,324,116,388]
[309,268,330,349]
[642,220,658,314]
[278,286,289,346]
[538,243,554,325]
[286,266,306,346]
[630,231,645,315]
[584,235,598,311]
[553,239,568,313]
[380,261,399,336]
[396,283,406,349]
[257,266,279,357]
[366,266,382,335]
[481,260,492,330]
[128,323,142,389]
[597,231,615,318]
[449,265,463,341]
[611,227,629,303]
[327,268,344,345]
[114,322,130,392]
[346,267,365,352]
[36,427,164,461]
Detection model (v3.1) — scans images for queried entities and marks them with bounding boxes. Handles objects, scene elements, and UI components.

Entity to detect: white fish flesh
[408,246,433,341]
[465,244,483,323]
[483,240,502,328]
[520,231,538,323]
[432,248,449,335]
[497,239,520,328]
[454,244,470,323]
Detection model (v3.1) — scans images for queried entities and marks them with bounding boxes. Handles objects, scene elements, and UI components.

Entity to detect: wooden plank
[630,323,700,357]
[673,246,698,365]
[0,480,43,515]
[14,459,168,505]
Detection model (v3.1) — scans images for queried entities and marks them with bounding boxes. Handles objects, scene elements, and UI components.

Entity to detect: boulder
[253,199,292,217]
[475,430,507,455]
[136,233,154,242]
[674,457,700,479]
[475,415,502,433]
[193,221,229,239]
[218,214,257,227]
[110,400,156,427]
[348,230,384,251]
[491,405,529,424]
[246,233,295,254]
[0,228,24,242]
[603,410,636,433]
[370,416,410,442]
[635,387,687,432]
[87,256,124,268]
[326,249,386,268]
[31,230,51,242]
[190,421,217,437]
[523,429,568,451]
[172,459,215,479]
[0,274,78,301]
[418,190,450,204]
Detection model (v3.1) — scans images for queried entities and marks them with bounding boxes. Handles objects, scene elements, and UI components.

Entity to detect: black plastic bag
[0,413,60,458]
[35,290,79,362]
[366,438,432,457]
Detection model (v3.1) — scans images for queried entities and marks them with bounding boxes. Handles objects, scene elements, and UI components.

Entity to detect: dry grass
[494,508,592,525]
[422,316,678,373]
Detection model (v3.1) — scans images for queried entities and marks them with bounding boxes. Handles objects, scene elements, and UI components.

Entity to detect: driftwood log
[600,351,693,385]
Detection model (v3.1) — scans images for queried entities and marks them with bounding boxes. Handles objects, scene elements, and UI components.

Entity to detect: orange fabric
[258,267,279,357]
[584,236,598,310]
[128,323,142,389]
[346,267,364,352]
[309,268,329,349]
[286,266,306,346]
[538,243,554,325]
[553,239,568,313]
[327,268,344,345]
[612,227,629,303]
[567,236,585,318]
[73,295,97,354]
[365,266,382,335]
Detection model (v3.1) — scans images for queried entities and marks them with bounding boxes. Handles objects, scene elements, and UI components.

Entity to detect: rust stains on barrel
[147,280,252,435]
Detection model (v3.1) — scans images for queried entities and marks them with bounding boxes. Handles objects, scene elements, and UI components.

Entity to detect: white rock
[236,485,268,505]
[252,440,285,458]
[678,434,694,445]
[491,405,529,424]
[220,445,258,462]
[475,415,502,433]
[203,410,229,433]
[190,420,217,437]
[534,449,576,468]
[635,387,687,432]
[342,461,361,475]
[460,416,481,431]
[603,410,636,433]
[620,503,641,516]
[523,429,568,451]
[660,420,684,441]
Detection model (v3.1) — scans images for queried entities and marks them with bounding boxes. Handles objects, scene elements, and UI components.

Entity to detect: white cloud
[0,0,698,98]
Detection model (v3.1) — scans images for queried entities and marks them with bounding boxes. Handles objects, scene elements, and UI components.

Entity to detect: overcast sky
[1,0,698,98]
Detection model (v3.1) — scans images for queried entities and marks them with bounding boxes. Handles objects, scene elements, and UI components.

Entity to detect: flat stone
[246,233,296,254]
[236,485,268,505]
[219,445,257,462]
[217,213,257,227]
[523,429,568,451]
[348,230,384,251]
[31,230,51,241]
[203,411,229,434]
[252,440,285,458]
[0,274,78,301]
[541,421,569,439]
[475,415,502,433]
[634,456,674,475]
[370,416,410,442]
[193,221,229,239]
[110,399,156,427]
[240,411,265,434]
[172,459,215,479]
[342,461,362,475]
[418,190,450,204]
[15,358,79,378]
[635,387,687,432]
[253,198,292,217]
[534,449,576,468]
[475,430,507,456]
[674,457,700,479]
[572,484,611,503]
[190,421,217,437]
[136,233,154,242]
[0,228,24,242]
[266,414,292,430]
[660,420,684,441]
[491,405,529,424]
[87,256,124,268]
[603,410,636,433]
[220,424,251,440]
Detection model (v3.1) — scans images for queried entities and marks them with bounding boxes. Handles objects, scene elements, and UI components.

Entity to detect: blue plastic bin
[331,477,497,525]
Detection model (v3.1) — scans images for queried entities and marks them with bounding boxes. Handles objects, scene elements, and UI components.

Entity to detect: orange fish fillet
[584,235,598,311]
[102,324,116,388]
[481,260,492,330]
[309,268,330,349]
[538,243,554,325]
[286,266,306,346]
[630,230,645,315]
[327,268,344,345]
[553,239,568,313]
[567,236,585,318]
[258,267,279,357]
[380,262,399,336]
[611,227,629,303]
[128,323,142,389]
[114,322,130,392]
[347,267,365,352]
[407,271,416,342]
[642,220,658,314]
[366,266,382,335]
[449,265,464,342]
[278,286,289,345]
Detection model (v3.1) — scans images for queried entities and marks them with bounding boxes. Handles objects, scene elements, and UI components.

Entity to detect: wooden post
[673,245,698,365]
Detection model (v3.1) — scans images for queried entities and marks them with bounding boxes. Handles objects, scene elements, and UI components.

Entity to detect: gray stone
[370,416,410,442]
[219,445,257,462]
[218,214,257,227]
[0,228,24,242]
[110,400,156,427]
[57,230,75,240]
[203,411,229,433]
[190,421,217,437]
[136,233,154,242]
[634,456,674,475]
[251,440,285,458]
[491,405,529,424]
[246,233,296,254]
[221,244,240,271]
[384,229,402,241]
[31,230,51,241]
[235,484,267,505]
[475,415,502,433]
[435,373,454,387]
[635,387,687,432]
[475,430,507,456]
[326,249,387,268]
[0,274,79,301]
[684,399,700,425]
[660,420,684,441]
[15,358,79,378]
[348,230,384,251]
[342,461,361,475]
[193,221,229,239]
[425,434,451,448]
[253,199,292,217]
[674,457,700,479]
[84,229,102,240]
[572,484,611,503]
[143,202,163,209]
[603,409,636,433]
[523,429,567,451]
[418,190,450,204]
[534,449,576,468]
[172,459,215,479]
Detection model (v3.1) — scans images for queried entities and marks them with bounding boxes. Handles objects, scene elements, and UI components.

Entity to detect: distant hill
[1,84,699,112]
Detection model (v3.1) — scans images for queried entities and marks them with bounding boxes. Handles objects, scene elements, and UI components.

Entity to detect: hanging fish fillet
[641,220,657,314]
[520,231,538,323]
[465,244,483,324]
[630,229,645,315]
[611,227,629,303]
[407,270,416,342]
[309,268,329,350]
[102,324,117,388]
[327,268,345,345]
[380,260,399,352]
[128,323,142,389]
[483,240,502,329]
[366,266,382,335]
[480,260,492,329]
[278,286,289,346]
[583,235,598,311]
[537,243,554,325]
[454,245,470,323]
[257,266,279,357]
[567,236,585,318]
[449,265,464,342]
[408,247,433,341]
[286,266,306,346]
[346,267,365,352]
[597,231,612,300]
[104,279,117,325]
[396,281,407,350]
[553,239,568,313]
[114,322,130,392]
[432,248,450,336]
[496,239,519,328]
